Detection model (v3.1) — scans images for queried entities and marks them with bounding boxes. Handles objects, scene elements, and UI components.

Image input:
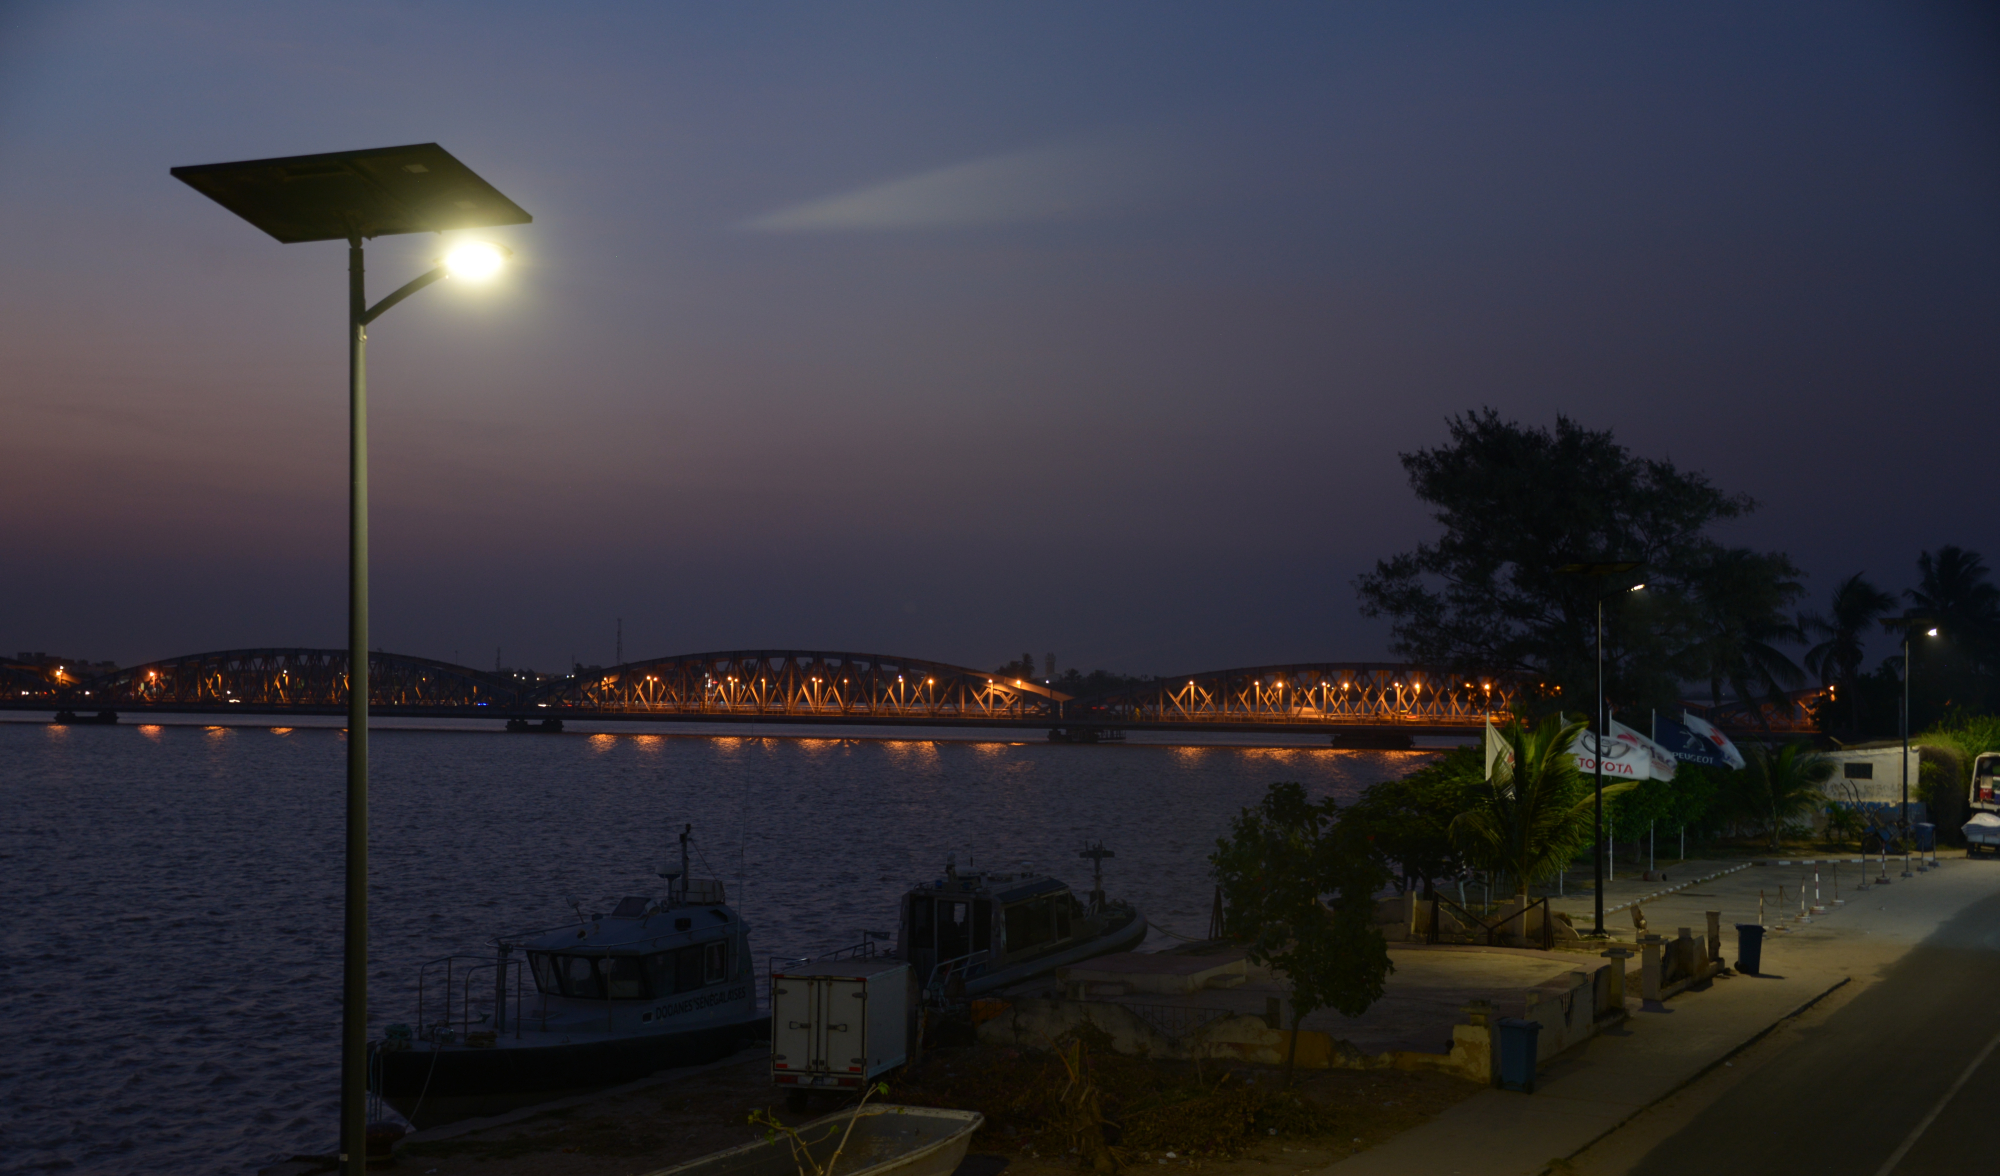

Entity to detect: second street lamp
[172,144,530,1176]
[1556,560,1643,937]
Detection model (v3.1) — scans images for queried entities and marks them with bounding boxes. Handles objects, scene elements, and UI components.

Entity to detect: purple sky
[2,2,1995,677]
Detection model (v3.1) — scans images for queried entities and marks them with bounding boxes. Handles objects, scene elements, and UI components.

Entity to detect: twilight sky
[2,1,1995,677]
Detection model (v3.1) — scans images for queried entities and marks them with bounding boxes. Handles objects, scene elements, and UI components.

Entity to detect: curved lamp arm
[360,265,447,326]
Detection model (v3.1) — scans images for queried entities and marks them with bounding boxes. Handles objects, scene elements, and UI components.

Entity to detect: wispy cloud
[741,135,1180,232]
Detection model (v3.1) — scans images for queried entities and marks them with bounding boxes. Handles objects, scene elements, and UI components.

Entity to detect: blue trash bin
[1735,923,1764,975]
[1495,1017,1542,1092]
[1915,823,1936,852]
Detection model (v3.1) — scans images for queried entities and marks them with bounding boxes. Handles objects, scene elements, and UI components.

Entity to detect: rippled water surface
[0,719,1430,1174]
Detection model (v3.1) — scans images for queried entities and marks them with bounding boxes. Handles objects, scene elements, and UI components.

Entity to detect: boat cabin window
[612,896,650,918]
[528,953,651,1000]
[908,896,933,948]
[973,900,992,953]
[1005,898,1057,952]
[937,900,971,960]
[640,941,733,995]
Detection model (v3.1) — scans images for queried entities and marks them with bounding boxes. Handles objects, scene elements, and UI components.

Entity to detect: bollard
[1812,870,1824,913]
[1797,877,1810,923]
[1706,911,1722,963]
[1834,863,1844,906]
[1639,934,1668,1012]
[1878,840,1892,885]
[1600,947,1635,1014]
[1735,923,1765,975]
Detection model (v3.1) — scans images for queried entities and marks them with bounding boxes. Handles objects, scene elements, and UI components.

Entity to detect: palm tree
[1450,714,1633,897]
[1735,742,1834,848]
[1685,548,1806,715]
[1801,573,1897,733]
[1906,546,2000,666]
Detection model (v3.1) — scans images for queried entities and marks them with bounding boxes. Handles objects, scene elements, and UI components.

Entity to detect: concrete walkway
[1325,853,2000,1176]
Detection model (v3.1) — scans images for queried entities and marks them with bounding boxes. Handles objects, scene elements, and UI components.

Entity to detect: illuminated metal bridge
[543,649,1064,722]
[82,648,519,711]
[8,645,1817,736]
[1071,663,1519,732]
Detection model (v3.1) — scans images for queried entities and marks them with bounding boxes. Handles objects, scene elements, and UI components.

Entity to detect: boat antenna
[1079,841,1114,913]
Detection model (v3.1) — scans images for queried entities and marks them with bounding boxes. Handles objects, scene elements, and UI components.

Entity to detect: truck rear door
[822,978,868,1080]
[771,976,815,1078]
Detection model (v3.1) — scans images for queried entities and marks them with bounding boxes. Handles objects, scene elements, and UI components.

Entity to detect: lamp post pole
[169,144,528,1176]
[341,237,372,1174]
[1594,585,1606,937]
[1901,630,1912,878]
[1554,559,1639,940]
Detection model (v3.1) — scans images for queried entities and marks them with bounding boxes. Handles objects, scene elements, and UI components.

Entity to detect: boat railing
[924,949,991,1000]
[763,939,888,1009]
[416,953,527,1042]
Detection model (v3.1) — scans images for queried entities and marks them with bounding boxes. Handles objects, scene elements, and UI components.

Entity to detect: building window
[1844,762,1874,779]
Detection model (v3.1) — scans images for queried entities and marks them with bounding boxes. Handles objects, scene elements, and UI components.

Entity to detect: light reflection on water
[0,720,1433,1175]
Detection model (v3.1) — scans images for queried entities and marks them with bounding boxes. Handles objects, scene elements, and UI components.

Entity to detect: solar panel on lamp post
[171,144,530,1176]
[1554,560,1643,938]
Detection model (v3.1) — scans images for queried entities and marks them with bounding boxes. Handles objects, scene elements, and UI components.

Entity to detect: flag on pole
[1610,717,1677,780]
[1680,710,1746,769]
[1653,716,1731,769]
[1569,728,1656,779]
[1484,719,1515,781]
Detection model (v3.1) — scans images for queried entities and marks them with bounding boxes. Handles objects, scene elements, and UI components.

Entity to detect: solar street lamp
[172,144,530,1176]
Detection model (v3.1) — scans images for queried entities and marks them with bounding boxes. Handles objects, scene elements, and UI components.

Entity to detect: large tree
[1355,410,1799,712]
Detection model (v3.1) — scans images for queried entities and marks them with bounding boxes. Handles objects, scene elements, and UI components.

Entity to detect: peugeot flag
[1653,712,1746,770]
[1681,710,1746,769]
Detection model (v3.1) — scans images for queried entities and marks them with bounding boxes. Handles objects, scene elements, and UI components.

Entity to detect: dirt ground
[380,1045,1480,1176]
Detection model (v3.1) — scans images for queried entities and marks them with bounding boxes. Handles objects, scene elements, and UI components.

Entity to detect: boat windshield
[529,942,733,1001]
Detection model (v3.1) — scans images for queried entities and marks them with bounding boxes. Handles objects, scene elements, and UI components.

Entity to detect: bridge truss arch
[90,648,520,711]
[537,649,1070,722]
[1071,662,1521,731]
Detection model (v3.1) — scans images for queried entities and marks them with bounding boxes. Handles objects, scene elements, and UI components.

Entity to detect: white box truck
[771,957,911,1099]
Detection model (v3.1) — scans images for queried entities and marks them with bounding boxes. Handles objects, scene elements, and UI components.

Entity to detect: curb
[1602,862,1752,915]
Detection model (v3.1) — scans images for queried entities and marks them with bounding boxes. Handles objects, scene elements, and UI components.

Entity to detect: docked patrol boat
[895,842,1145,997]
[376,827,761,1128]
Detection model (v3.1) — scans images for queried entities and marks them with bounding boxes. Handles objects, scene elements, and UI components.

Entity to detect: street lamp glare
[1927,627,1939,637]
[1630,583,1646,592]
[444,241,508,280]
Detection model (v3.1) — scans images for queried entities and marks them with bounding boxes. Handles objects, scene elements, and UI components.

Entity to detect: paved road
[1631,888,2000,1175]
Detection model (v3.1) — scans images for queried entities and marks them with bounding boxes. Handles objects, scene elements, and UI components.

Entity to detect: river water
[0,717,1435,1175]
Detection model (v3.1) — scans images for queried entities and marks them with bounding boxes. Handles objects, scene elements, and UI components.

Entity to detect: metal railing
[924,948,990,1000]
[1427,894,1555,950]
[416,953,526,1042]
[765,939,883,1010]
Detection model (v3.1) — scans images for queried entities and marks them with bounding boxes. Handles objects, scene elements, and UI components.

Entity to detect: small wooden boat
[635,1105,983,1176]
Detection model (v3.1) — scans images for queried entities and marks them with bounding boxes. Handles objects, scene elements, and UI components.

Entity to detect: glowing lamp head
[1630,583,1647,592]
[443,240,508,280]
[1927,627,1939,637]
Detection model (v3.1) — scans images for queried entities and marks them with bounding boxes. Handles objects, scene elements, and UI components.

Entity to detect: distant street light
[1888,616,1942,877]
[1555,560,1644,937]
[172,144,529,1176]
